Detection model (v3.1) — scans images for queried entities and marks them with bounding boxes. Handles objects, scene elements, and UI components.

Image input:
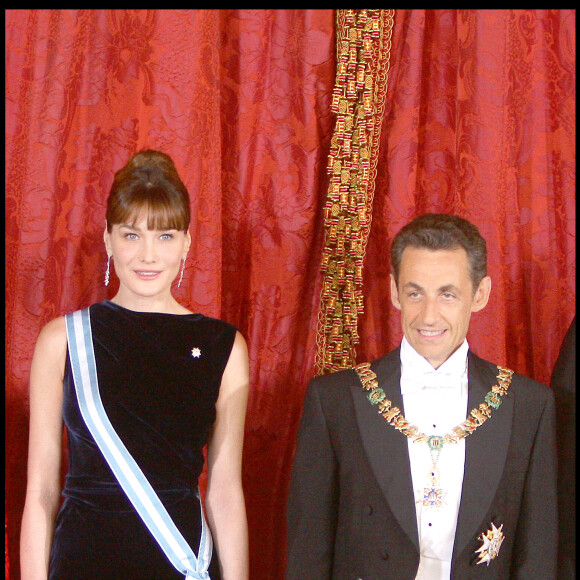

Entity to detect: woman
[20,150,249,579]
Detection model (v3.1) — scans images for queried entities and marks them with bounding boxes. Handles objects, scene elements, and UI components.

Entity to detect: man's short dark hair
[390,213,487,291]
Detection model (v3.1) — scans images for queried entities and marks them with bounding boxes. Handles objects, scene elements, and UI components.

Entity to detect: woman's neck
[109,289,191,314]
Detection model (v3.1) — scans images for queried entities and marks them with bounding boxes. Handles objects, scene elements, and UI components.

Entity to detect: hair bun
[128,150,177,173]
[107,148,190,232]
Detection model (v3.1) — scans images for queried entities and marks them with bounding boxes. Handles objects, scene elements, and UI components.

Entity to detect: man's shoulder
[308,349,400,392]
[469,350,553,400]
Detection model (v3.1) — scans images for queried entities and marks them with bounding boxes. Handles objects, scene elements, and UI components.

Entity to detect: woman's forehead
[118,209,180,229]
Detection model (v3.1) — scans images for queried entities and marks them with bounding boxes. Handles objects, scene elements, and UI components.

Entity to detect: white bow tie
[401,371,463,395]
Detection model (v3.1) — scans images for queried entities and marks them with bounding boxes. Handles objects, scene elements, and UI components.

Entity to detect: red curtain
[360,10,576,384]
[5,10,575,579]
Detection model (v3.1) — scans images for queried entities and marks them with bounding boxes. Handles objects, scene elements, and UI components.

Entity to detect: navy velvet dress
[49,300,237,579]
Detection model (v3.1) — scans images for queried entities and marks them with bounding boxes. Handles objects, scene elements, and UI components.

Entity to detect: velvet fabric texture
[551,317,576,580]
[49,301,236,579]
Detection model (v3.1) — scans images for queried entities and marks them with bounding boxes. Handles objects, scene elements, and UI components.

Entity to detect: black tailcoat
[287,349,557,579]
[551,316,575,580]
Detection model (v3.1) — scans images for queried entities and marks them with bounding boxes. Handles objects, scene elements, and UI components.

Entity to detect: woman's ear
[183,229,192,257]
[103,222,111,255]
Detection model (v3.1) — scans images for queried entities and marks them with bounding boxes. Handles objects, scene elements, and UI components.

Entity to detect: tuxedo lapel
[350,349,420,551]
[453,352,514,558]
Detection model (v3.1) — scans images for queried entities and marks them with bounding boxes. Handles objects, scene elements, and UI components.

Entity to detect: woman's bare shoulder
[29,315,68,398]
[34,316,67,360]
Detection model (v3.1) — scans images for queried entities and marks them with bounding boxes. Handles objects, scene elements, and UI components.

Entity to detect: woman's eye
[124,233,138,240]
[160,233,174,240]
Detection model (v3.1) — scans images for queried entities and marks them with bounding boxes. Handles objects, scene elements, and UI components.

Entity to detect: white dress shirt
[399,337,469,580]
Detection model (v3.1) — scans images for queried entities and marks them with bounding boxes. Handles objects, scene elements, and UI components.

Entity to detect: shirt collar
[400,336,469,394]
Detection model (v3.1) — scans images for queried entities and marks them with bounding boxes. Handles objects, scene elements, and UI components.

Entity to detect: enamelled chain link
[355,363,513,445]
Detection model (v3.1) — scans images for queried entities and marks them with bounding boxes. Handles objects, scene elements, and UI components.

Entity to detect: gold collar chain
[355,362,513,449]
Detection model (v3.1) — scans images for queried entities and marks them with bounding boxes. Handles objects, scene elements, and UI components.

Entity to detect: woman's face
[104,214,191,299]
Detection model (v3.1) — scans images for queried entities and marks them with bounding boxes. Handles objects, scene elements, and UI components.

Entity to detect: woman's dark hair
[391,213,487,291]
[106,149,190,232]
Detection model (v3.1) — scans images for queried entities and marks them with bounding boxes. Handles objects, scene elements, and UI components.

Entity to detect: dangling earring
[104,254,112,286]
[177,258,186,288]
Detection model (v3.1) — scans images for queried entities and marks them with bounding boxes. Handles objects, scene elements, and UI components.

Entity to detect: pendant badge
[191,347,202,358]
[422,486,447,508]
[422,444,446,509]
[475,522,505,566]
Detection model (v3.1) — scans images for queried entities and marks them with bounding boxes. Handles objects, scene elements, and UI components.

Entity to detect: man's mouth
[418,329,446,337]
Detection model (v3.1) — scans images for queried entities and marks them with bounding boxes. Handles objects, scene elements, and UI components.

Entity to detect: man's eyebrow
[402,282,423,291]
[401,282,461,293]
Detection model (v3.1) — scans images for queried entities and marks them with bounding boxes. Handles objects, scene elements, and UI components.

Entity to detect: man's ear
[471,275,491,313]
[390,274,402,311]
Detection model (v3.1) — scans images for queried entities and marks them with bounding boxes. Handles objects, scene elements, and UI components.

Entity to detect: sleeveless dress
[49,300,237,579]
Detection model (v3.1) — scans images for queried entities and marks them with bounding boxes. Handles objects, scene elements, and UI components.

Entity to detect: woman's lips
[134,270,162,280]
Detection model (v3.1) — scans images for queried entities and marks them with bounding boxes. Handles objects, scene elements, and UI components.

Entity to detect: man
[551,316,575,579]
[287,213,557,579]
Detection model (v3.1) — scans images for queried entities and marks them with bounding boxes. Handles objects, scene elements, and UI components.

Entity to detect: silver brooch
[191,347,202,358]
[475,522,505,566]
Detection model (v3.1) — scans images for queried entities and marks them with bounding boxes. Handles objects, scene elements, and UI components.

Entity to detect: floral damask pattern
[6,10,335,580]
[5,9,575,580]
[361,10,575,383]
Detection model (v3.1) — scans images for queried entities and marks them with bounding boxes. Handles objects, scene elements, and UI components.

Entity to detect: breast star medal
[191,347,202,358]
[475,522,505,566]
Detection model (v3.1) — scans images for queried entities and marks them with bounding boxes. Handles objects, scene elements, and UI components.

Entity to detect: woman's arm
[20,316,67,580]
[205,331,250,580]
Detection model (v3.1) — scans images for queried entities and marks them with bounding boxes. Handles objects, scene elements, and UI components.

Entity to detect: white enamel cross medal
[423,465,447,508]
[422,437,447,508]
[423,487,447,508]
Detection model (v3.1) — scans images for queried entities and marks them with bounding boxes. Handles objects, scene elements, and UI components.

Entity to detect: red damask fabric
[5,9,575,580]
[6,10,335,579]
[361,10,575,384]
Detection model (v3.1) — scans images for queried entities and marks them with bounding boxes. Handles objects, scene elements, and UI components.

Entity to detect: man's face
[390,246,491,369]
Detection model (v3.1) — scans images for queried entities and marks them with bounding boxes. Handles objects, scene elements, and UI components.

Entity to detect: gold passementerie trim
[315,9,395,375]
[355,362,513,446]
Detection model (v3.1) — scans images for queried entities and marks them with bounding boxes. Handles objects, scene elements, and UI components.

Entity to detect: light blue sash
[65,307,212,579]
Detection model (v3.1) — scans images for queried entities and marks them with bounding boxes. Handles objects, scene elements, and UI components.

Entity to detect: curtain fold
[360,10,575,385]
[6,10,335,579]
[5,9,575,579]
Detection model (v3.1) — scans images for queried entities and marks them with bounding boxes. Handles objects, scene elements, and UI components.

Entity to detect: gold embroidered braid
[355,363,513,448]
[315,9,395,375]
